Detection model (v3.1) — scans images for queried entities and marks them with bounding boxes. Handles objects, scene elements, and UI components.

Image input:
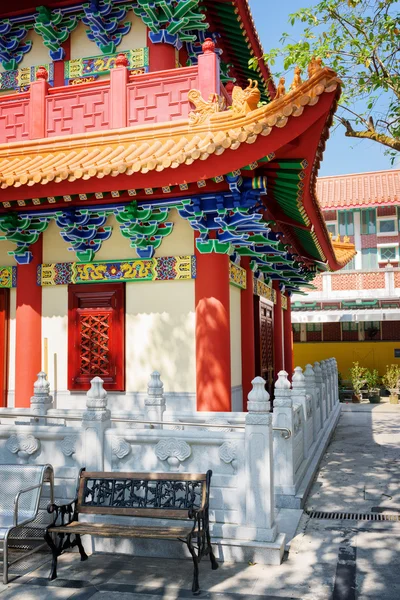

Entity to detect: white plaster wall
[229,285,242,388]
[0,31,49,74]
[70,12,147,61]
[42,286,68,396]
[7,289,16,406]
[126,279,196,394]
[154,209,194,257]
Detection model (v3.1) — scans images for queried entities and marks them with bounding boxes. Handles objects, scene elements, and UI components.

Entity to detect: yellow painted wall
[126,280,196,393]
[154,209,194,257]
[294,342,400,379]
[229,285,242,387]
[70,12,147,60]
[0,241,17,266]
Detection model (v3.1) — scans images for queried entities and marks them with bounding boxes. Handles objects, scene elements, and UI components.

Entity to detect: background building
[293,169,400,377]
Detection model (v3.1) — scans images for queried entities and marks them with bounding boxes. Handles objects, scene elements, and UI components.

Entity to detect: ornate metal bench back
[0,464,52,526]
[77,471,211,518]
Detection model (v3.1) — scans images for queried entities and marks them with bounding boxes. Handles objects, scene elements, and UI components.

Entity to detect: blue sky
[248,0,396,176]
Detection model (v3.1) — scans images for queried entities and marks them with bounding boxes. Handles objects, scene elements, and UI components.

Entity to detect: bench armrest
[14,484,42,526]
[47,498,78,527]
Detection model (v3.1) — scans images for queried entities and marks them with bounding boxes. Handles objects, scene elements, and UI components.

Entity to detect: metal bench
[0,464,54,584]
[45,469,218,595]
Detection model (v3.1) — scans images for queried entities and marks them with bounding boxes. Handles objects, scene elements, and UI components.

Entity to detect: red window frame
[68,283,125,392]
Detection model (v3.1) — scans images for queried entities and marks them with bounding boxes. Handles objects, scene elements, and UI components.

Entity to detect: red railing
[0,64,203,144]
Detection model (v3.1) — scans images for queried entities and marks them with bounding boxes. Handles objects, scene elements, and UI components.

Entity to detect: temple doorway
[254,296,274,398]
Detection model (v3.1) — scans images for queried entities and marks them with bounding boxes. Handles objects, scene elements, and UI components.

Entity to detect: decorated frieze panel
[281,294,288,310]
[254,278,276,304]
[38,255,195,286]
[229,262,246,290]
[0,63,54,92]
[64,47,149,85]
[0,266,17,289]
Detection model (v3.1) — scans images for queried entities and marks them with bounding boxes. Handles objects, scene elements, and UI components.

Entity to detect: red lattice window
[68,284,125,391]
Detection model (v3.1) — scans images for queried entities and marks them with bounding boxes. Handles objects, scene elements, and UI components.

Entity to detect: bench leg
[206,529,218,571]
[187,536,200,596]
[75,535,88,562]
[44,531,59,581]
[3,538,8,585]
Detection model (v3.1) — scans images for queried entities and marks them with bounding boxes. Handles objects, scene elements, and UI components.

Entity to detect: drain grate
[306,510,400,521]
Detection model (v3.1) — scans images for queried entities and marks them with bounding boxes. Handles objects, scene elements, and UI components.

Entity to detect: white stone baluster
[304,364,321,440]
[333,358,339,405]
[320,361,330,417]
[292,367,314,459]
[82,377,110,471]
[245,377,277,542]
[144,371,166,429]
[330,358,338,405]
[273,371,297,498]
[30,371,53,424]
[314,361,326,423]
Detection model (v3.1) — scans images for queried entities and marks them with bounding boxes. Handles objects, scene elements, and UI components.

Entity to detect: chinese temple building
[0,0,355,412]
[293,169,400,377]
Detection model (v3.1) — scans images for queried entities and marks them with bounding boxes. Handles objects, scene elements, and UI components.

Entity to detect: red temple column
[283,294,294,377]
[240,257,255,409]
[273,281,284,375]
[148,37,176,72]
[15,239,43,407]
[195,248,231,412]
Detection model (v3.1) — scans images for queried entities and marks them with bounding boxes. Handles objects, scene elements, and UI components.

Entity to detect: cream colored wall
[7,289,16,401]
[0,241,17,266]
[229,285,242,387]
[155,209,194,257]
[0,31,49,74]
[126,280,196,393]
[70,12,147,60]
[42,286,68,394]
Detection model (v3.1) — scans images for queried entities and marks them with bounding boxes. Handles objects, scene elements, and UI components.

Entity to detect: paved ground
[1,401,400,600]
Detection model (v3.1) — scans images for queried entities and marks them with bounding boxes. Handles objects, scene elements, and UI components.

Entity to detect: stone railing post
[320,361,331,415]
[333,358,339,405]
[30,371,53,423]
[314,361,326,423]
[273,371,296,496]
[329,358,338,405]
[144,371,166,428]
[198,39,220,101]
[304,364,321,440]
[245,377,277,542]
[82,377,110,471]
[292,366,314,458]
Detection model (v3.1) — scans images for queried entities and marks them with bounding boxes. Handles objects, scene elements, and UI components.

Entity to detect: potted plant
[349,362,367,403]
[382,364,400,404]
[365,369,380,403]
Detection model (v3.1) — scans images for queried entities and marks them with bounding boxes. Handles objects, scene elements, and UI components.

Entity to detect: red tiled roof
[317,169,400,210]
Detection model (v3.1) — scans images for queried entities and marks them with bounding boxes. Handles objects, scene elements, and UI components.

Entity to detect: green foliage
[349,361,367,395]
[364,368,380,392]
[251,0,400,155]
[382,364,400,393]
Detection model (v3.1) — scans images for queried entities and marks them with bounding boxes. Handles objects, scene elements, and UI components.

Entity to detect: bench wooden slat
[76,506,191,518]
[48,522,192,539]
[81,472,208,481]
